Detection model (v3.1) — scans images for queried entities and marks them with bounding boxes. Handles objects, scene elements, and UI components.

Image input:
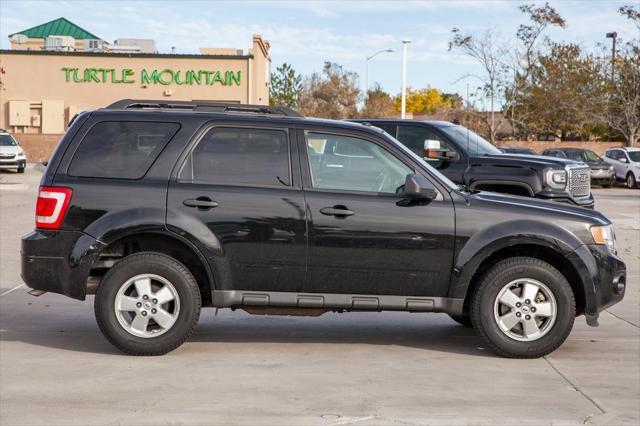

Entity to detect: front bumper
[591,170,614,184]
[21,229,105,300]
[567,244,626,325]
[0,159,26,169]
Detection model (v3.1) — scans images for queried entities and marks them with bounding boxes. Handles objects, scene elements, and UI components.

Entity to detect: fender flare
[469,179,535,197]
[448,220,585,300]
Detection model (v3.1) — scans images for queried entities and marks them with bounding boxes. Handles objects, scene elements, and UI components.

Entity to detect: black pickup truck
[351,120,594,208]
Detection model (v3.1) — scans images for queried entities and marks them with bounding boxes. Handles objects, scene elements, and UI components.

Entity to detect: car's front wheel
[95,252,201,355]
[471,257,575,358]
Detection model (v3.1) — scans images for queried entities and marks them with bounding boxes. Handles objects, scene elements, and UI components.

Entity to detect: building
[0,18,271,159]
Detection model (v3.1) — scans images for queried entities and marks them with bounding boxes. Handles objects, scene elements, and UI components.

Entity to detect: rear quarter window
[68,121,180,179]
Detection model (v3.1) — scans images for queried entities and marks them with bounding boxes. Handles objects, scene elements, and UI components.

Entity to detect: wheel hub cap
[114,274,180,338]
[493,278,557,342]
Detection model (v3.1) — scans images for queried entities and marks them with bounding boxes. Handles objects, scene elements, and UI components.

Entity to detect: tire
[449,314,473,328]
[626,173,637,189]
[95,252,201,356]
[470,257,575,358]
[602,179,613,188]
[17,166,25,173]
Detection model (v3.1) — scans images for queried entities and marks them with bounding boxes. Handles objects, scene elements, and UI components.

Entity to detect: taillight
[36,187,72,229]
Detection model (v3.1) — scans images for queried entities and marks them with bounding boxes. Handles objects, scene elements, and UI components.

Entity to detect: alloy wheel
[114,274,180,338]
[493,278,557,342]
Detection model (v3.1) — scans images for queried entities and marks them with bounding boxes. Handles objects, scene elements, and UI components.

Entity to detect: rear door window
[69,121,180,179]
[179,127,291,187]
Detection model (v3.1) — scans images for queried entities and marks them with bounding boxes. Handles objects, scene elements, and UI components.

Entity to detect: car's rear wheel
[626,173,637,189]
[470,257,575,358]
[95,252,201,355]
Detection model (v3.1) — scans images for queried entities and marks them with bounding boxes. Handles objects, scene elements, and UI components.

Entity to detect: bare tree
[449,29,510,143]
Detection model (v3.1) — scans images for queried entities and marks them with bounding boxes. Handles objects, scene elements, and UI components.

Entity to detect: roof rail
[105,99,302,117]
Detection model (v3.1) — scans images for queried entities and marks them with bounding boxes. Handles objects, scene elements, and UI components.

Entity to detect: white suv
[0,130,27,173]
[604,147,640,189]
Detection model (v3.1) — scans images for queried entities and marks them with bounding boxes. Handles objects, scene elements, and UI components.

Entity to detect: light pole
[606,31,617,141]
[400,39,411,119]
[365,49,393,94]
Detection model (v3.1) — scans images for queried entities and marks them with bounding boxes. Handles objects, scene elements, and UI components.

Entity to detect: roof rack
[105,99,301,117]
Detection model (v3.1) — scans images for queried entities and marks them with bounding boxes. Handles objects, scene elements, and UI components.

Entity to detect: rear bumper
[21,230,105,300]
[567,244,626,324]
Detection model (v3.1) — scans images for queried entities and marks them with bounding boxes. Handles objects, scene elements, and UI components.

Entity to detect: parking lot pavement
[1,167,638,426]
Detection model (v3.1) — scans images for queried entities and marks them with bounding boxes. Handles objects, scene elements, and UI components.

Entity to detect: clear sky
[1,0,637,97]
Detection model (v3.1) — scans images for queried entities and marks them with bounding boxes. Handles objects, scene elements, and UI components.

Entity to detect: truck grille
[568,167,590,197]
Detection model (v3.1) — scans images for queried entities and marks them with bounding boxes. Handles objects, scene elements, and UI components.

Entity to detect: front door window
[305,132,413,194]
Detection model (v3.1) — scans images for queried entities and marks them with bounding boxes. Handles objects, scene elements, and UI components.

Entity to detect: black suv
[351,120,594,208]
[22,100,626,358]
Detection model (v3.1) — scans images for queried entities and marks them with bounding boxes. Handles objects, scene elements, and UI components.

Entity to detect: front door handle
[183,197,219,210]
[320,206,355,217]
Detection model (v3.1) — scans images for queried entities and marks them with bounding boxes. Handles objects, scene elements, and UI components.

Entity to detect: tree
[509,2,566,136]
[297,62,360,119]
[392,87,455,114]
[593,5,640,146]
[360,84,396,118]
[269,63,302,108]
[449,29,510,143]
[516,42,605,140]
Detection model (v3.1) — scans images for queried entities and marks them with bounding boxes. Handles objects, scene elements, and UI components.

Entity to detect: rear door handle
[320,206,355,217]
[183,197,219,210]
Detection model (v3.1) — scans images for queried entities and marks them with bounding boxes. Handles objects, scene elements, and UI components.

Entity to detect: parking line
[0,284,25,297]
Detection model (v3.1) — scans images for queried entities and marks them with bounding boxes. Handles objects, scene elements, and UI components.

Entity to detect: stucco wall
[0,35,271,134]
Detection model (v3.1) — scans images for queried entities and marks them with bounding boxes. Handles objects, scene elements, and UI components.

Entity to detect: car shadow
[0,310,491,357]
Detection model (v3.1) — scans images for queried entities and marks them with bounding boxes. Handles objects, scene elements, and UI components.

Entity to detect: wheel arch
[457,244,586,317]
[470,180,535,197]
[90,231,215,306]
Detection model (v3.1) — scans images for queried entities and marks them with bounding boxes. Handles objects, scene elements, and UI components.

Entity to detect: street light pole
[400,39,411,119]
[365,49,393,94]
[606,31,617,141]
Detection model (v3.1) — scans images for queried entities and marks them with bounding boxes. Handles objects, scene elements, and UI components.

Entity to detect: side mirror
[423,139,449,161]
[404,173,438,200]
[620,157,629,163]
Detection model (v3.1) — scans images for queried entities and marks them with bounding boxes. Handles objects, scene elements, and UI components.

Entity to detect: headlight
[608,165,614,171]
[16,152,25,158]
[544,168,567,189]
[591,224,616,253]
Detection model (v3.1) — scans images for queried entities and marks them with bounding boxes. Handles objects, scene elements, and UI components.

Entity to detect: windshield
[628,151,640,162]
[379,130,460,192]
[565,150,601,162]
[0,134,18,147]
[439,125,502,155]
